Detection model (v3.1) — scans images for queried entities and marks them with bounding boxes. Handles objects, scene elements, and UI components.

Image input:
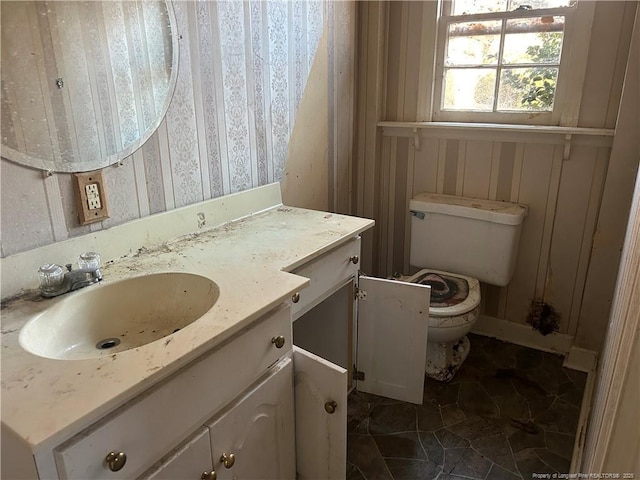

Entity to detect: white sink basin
[19,273,219,360]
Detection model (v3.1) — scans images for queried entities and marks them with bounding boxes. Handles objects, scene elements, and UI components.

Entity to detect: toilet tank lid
[410,193,528,226]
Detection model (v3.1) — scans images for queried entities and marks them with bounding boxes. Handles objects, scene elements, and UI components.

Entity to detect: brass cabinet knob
[324,400,338,414]
[350,255,359,265]
[201,471,217,480]
[105,451,127,472]
[271,335,286,349]
[220,452,235,469]
[291,292,300,303]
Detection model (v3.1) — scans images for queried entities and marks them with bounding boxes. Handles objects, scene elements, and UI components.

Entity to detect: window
[433,0,588,124]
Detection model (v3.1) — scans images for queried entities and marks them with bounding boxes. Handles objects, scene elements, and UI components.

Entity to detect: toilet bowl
[404,269,480,382]
[408,193,528,382]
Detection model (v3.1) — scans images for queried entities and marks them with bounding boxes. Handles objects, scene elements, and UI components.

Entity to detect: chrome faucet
[38,252,102,298]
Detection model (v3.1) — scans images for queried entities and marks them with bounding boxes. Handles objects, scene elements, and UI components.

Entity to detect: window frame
[432,0,592,125]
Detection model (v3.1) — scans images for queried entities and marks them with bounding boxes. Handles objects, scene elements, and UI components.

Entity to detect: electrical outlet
[85,184,102,210]
[74,170,109,225]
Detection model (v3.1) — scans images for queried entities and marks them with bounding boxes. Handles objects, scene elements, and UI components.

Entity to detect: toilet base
[425,335,471,383]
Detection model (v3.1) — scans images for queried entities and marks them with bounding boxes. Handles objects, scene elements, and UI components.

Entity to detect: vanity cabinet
[52,306,294,479]
[142,358,295,480]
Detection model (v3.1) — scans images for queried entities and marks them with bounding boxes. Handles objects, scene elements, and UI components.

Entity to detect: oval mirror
[0,1,178,173]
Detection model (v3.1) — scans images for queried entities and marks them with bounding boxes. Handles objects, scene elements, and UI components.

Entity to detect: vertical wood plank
[488,142,501,200]
[455,141,467,197]
[568,147,610,336]
[509,144,524,202]
[534,145,563,299]
[413,138,439,194]
[505,143,554,325]
[436,139,447,194]
[443,139,458,195]
[462,141,492,200]
[404,142,416,273]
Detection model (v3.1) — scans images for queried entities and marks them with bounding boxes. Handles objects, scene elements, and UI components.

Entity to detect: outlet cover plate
[74,170,109,225]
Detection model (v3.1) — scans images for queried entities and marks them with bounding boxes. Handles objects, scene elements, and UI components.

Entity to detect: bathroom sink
[19,273,219,360]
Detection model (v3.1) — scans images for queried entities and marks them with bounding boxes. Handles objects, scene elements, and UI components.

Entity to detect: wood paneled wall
[355,1,639,351]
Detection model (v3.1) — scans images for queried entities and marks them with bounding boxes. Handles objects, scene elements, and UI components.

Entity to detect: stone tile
[347,461,365,480]
[525,354,571,394]
[565,368,587,391]
[480,373,518,397]
[373,432,427,460]
[508,423,546,453]
[515,448,557,478]
[369,403,417,435]
[535,399,580,434]
[558,381,585,407]
[441,404,466,427]
[447,416,503,442]
[472,434,517,472]
[444,447,492,479]
[419,431,445,466]
[418,405,444,431]
[535,448,571,473]
[423,378,460,407]
[458,382,499,417]
[385,458,441,480]
[347,434,393,480]
[486,463,523,480]
[492,393,530,420]
[435,428,470,449]
[515,348,543,370]
[348,391,371,434]
[545,431,575,460]
[484,341,520,369]
[437,474,475,480]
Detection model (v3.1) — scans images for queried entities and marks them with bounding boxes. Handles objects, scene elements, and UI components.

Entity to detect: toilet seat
[406,269,480,319]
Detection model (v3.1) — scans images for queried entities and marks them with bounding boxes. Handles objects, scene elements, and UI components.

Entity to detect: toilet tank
[409,193,528,287]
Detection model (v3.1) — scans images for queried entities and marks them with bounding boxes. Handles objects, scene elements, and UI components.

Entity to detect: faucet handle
[38,264,65,296]
[78,252,101,270]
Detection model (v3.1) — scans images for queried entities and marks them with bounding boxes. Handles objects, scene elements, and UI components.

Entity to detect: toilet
[404,193,528,382]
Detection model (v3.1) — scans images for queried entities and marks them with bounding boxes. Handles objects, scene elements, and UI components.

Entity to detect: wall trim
[472,314,574,355]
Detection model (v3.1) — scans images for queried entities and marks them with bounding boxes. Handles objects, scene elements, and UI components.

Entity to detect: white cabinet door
[207,358,296,480]
[356,276,430,404]
[293,346,347,480]
[140,428,213,480]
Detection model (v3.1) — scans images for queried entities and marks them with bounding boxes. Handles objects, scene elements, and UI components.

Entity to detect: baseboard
[472,314,574,355]
[564,346,598,373]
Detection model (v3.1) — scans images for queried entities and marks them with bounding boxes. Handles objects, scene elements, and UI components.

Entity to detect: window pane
[506,0,572,10]
[444,68,496,111]
[453,0,571,15]
[447,22,501,66]
[503,29,563,64]
[452,0,507,15]
[498,67,558,110]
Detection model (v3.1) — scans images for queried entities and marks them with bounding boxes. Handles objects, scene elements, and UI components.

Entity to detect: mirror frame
[0,1,179,173]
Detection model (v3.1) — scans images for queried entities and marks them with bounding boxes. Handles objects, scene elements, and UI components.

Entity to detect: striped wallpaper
[1,0,345,257]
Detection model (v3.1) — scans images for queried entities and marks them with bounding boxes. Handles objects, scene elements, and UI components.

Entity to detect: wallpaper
[1,0,331,257]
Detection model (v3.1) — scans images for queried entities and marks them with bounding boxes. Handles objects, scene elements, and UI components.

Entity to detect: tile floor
[346,333,587,480]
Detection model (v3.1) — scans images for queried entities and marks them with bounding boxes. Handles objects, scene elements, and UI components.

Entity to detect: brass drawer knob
[105,451,127,472]
[324,400,338,414]
[201,471,217,480]
[220,452,235,469]
[271,335,286,349]
[350,255,359,265]
[291,292,300,303]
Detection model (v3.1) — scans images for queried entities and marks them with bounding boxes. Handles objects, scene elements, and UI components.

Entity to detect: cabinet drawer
[54,305,291,480]
[291,237,360,320]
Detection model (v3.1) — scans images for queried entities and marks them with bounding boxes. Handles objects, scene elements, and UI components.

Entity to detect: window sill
[377,121,615,159]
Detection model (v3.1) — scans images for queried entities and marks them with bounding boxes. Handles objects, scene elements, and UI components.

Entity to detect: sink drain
[96,338,121,350]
